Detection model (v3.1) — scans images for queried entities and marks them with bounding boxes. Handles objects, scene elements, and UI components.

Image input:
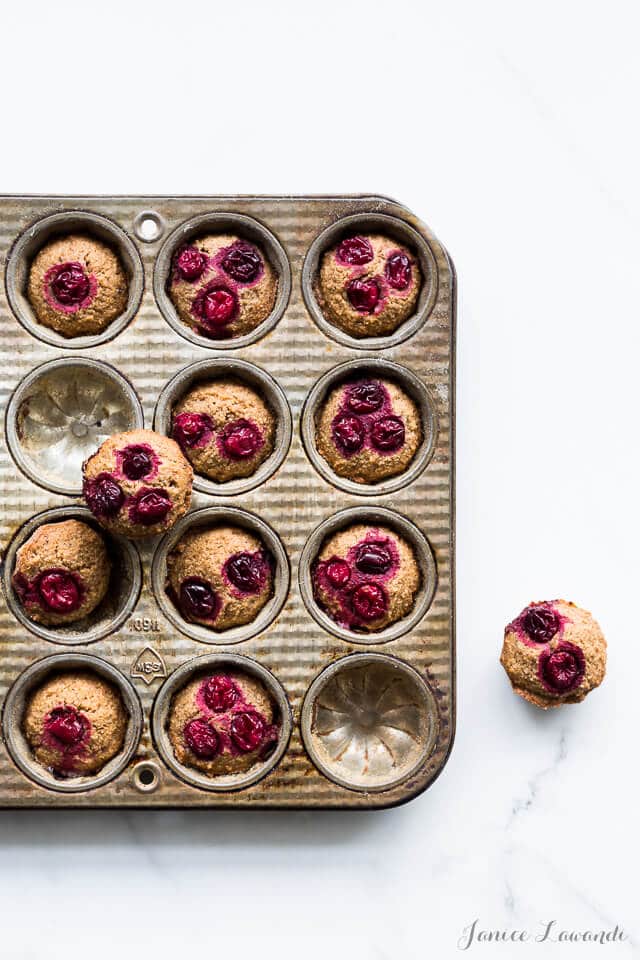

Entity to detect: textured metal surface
[0,195,455,808]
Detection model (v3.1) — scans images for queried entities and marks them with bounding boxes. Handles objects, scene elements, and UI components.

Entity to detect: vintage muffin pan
[0,196,455,808]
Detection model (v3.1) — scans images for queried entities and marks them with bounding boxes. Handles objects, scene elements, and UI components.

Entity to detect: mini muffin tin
[0,196,455,808]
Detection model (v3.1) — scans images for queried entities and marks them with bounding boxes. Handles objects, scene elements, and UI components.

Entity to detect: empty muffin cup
[6,358,143,496]
[151,506,290,645]
[151,653,292,792]
[5,210,143,349]
[301,358,437,496]
[2,506,142,645]
[2,653,143,793]
[300,653,439,792]
[299,506,437,644]
[154,358,292,497]
[153,212,291,349]
[302,212,438,350]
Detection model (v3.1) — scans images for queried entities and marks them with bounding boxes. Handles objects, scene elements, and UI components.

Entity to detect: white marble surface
[0,1,638,957]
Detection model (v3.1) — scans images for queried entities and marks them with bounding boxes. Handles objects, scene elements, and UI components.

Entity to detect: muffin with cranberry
[167,526,274,631]
[172,378,276,483]
[500,600,607,708]
[168,235,277,340]
[27,233,128,338]
[83,429,192,539]
[313,524,420,632]
[23,671,127,777]
[12,519,110,626]
[168,670,279,777]
[317,234,420,338]
[316,376,422,484]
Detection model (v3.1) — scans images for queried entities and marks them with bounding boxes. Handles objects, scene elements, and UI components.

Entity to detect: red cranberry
[230,711,265,752]
[354,542,393,576]
[351,582,388,621]
[331,414,366,455]
[539,642,585,694]
[225,552,267,594]
[193,284,238,329]
[221,419,262,460]
[522,606,559,643]
[324,558,351,589]
[202,675,238,712]
[179,577,220,621]
[346,380,385,414]
[184,718,219,759]
[45,706,89,747]
[120,444,154,481]
[175,245,207,282]
[172,412,213,450]
[371,416,405,452]
[347,277,380,313]
[129,488,172,525]
[49,262,91,305]
[84,472,125,518]
[37,570,82,613]
[221,242,262,283]
[336,236,374,266]
[385,251,412,290]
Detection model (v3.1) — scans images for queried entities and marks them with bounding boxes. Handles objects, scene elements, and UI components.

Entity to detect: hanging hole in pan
[134,211,164,243]
[131,760,161,793]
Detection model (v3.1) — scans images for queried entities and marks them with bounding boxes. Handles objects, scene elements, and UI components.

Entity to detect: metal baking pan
[0,195,455,808]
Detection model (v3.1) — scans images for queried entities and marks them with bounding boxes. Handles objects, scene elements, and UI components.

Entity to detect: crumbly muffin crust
[12,519,110,626]
[313,523,420,632]
[500,600,607,708]
[316,376,422,484]
[82,428,192,539]
[27,233,128,338]
[318,233,420,338]
[168,670,279,777]
[168,234,277,340]
[167,525,274,631]
[172,378,276,482]
[23,670,127,777]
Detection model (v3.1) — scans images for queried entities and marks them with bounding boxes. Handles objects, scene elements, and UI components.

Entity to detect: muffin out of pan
[27,233,128,338]
[82,428,193,539]
[168,234,277,340]
[317,233,420,339]
[172,377,276,482]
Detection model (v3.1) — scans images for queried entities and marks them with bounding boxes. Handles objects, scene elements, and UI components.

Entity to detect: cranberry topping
[45,705,89,747]
[371,416,405,452]
[539,642,585,694]
[173,411,214,450]
[37,570,82,613]
[351,582,388,621]
[324,557,351,589]
[336,236,374,266]
[220,419,262,460]
[225,552,267,594]
[347,277,380,313]
[48,262,91,305]
[331,414,366,455]
[184,718,219,759]
[202,675,239,712]
[129,488,172,525]
[346,380,385,414]
[522,605,560,644]
[84,472,125,518]
[193,284,238,330]
[179,577,219,621]
[385,251,412,290]
[354,542,393,576]
[175,245,207,282]
[230,711,265,752]
[220,242,262,283]
[120,444,154,481]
